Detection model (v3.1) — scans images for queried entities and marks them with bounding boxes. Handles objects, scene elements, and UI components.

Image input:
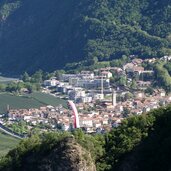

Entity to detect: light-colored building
[76,78,110,89]
[81,96,93,103]
[44,79,58,87]
[68,88,86,101]
[101,71,113,79]
[93,94,104,100]
[80,119,93,127]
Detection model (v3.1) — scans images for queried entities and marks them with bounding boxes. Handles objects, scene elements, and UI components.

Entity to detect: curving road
[0,123,25,139]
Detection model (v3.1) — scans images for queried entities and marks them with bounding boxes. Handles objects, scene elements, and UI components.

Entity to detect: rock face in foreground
[20,137,96,171]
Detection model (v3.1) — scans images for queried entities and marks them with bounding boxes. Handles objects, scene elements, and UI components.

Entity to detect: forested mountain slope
[0,0,171,74]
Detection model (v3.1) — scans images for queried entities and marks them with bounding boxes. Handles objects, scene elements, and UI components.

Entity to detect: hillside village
[1,57,171,134]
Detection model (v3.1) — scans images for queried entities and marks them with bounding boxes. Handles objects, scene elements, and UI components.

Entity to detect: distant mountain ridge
[0,0,171,74]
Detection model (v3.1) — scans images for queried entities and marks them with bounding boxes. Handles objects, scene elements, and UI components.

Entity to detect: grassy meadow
[0,132,20,157]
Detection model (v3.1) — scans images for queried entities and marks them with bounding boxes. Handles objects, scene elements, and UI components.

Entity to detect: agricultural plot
[0,132,19,157]
[0,93,44,113]
[0,92,67,113]
[29,92,67,108]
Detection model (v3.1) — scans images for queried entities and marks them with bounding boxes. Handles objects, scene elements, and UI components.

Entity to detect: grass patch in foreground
[0,132,20,157]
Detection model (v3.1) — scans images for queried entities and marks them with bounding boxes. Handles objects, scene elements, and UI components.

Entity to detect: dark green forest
[1,105,171,171]
[0,0,171,74]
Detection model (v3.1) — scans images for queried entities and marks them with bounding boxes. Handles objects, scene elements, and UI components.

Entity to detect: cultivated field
[0,93,44,113]
[29,92,67,108]
[0,92,67,113]
[0,132,19,157]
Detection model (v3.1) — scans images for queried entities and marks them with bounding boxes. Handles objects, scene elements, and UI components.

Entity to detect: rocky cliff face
[19,137,96,171]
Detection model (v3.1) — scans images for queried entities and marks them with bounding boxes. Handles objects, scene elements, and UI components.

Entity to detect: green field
[0,132,20,157]
[29,92,67,108]
[0,76,18,84]
[0,92,67,113]
[0,92,67,156]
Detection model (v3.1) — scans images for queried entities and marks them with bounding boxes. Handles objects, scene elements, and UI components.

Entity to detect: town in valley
[0,56,171,136]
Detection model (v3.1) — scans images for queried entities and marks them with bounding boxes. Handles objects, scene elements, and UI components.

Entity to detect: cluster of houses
[3,88,170,133]
[1,57,171,133]
[4,105,122,133]
[44,58,155,102]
